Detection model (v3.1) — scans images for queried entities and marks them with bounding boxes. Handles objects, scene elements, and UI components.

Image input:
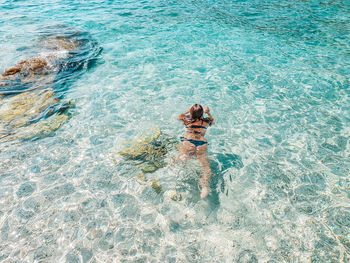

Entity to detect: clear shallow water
[0,0,349,262]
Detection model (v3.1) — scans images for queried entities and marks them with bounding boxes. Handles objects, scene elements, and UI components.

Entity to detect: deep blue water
[0,0,349,262]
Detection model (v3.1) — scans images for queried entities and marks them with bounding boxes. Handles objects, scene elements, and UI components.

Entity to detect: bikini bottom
[180,136,207,147]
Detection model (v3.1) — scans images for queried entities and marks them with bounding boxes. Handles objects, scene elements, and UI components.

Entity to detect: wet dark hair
[190,104,203,121]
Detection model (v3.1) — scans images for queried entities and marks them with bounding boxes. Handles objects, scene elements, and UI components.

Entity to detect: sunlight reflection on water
[0,0,349,262]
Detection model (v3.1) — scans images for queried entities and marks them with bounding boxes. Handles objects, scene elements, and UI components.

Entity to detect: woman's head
[190,104,203,120]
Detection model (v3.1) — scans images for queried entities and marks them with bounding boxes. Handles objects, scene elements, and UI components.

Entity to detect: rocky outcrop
[0,27,101,141]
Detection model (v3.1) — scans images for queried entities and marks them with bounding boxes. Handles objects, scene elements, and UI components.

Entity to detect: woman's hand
[178,107,191,122]
[204,106,214,125]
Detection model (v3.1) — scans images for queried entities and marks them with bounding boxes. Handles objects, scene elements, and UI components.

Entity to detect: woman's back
[184,118,211,141]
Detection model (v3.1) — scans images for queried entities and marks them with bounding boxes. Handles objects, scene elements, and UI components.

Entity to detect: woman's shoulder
[182,116,193,125]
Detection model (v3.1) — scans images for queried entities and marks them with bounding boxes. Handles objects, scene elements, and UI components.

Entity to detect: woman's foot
[200,186,209,198]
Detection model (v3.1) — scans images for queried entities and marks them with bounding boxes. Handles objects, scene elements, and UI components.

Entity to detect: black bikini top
[185,119,209,134]
[187,125,207,129]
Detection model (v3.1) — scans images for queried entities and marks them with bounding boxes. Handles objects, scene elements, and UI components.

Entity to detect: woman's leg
[176,141,195,162]
[196,145,211,198]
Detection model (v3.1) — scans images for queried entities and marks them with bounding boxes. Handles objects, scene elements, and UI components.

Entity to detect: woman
[177,104,215,198]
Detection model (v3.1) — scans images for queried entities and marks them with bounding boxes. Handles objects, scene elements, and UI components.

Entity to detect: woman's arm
[204,106,215,125]
[178,108,190,122]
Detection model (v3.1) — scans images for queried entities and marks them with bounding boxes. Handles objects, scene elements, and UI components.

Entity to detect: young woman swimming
[177,104,215,198]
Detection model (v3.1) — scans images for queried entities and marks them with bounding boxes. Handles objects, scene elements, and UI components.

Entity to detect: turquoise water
[0,0,350,262]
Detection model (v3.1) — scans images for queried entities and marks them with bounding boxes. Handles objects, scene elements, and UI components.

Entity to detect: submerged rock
[118,129,163,158]
[141,164,158,173]
[0,27,101,95]
[0,36,78,93]
[0,89,58,126]
[14,111,70,140]
[0,27,101,141]
[164,190,182,201]
[0,89,73,141]
[1,57,51,83]
[117,129,178,173]
[151,179,162,194]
